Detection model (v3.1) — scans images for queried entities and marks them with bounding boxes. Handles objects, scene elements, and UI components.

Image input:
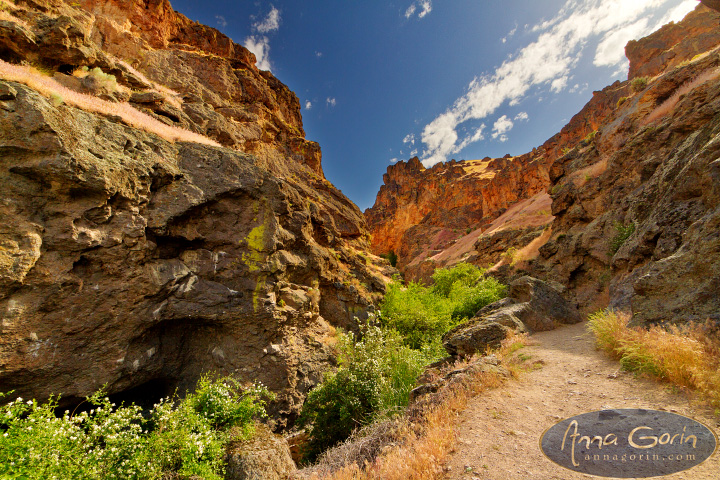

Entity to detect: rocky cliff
[364,154,550,280]
[538,3,720,323]
[0,0,390,428]
[366,3,720,327]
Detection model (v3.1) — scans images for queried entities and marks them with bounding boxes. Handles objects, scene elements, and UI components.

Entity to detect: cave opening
[108,378,176,412]
[52,378,176,418]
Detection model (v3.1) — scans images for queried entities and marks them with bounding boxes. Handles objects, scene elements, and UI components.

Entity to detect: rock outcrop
[0,0,391,428]
[226,424,296,480]
[442,277,581,357]
[536,3,720,323]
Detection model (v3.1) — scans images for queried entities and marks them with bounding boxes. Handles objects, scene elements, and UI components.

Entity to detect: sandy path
[444,321,720,480]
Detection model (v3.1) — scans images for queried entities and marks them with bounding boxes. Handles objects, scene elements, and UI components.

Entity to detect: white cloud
[315,51,323,58]
[515,111,529,121]
[418,0,432,18]
[245,7,282,72]
[551,75,569,93]
[410,149,418,156]
[593,19,649,67]
[305,101,312,110]
[404,4,417,19]
[244,36,272,71]
[452,124,486,156]
[215,15,227,28]
[405,1,432,20]
[502,24,518,44]
[253,7,281,34]
[390,157,399,164]
[403,133,415,145]
[419,0,687,166]
[327,97,337,107]
[656,0,697,26]
[492,115,514,140]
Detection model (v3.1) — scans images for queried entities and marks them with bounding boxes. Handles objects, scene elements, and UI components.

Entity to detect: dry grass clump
[0,0,30,29]
[300,333,530,480]
[112,57,184,109]
[644,67,720,125]
[0,59,219,147]
[588,310,720,407]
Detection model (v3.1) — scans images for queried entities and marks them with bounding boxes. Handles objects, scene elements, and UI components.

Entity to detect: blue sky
[169,0,698,210]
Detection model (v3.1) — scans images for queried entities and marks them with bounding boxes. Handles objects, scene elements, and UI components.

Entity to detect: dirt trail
[444,322,720,480]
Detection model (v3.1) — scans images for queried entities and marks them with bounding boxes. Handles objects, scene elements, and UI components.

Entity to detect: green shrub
[380,280,453,349]
[50,92,63,107]
[297,324,430,461]
[381,263,505,348]
[431,262,484,297]
[608,221,635,256]
[449,276,506,321]
[299,263,506,462]
[631,76,648,93]
[616,96,628,108]
[89,66,118,90]
[386,250,398,267]
[0,376,270,480]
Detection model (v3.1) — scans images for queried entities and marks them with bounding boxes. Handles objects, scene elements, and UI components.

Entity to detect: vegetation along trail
[444,322,720,480]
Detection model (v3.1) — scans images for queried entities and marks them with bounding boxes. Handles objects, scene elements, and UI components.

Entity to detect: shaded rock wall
[0,0,391,428]
[531,4,720,323]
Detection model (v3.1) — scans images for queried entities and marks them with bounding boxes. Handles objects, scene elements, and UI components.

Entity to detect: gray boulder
[442,276,581,357]
[507,276,583,330]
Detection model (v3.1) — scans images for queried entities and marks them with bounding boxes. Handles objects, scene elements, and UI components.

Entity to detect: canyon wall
[0,0,390,428]
[366,4,720,327]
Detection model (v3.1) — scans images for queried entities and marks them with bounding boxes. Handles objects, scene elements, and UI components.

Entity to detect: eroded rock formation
[0,0,390,428]
[365,154,550,281]
[539,3,720,323]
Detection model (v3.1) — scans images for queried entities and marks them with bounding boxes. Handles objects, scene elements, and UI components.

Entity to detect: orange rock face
[364,154,550,277]
[626,4,720,80]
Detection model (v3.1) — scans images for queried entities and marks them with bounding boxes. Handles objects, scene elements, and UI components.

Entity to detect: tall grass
[0,59,220,147]
[588,310,720,406]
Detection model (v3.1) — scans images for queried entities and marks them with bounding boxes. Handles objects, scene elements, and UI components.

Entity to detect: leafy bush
[631,76,648,93]
[0,376,270,480]
[380,264,505,348]
[89,66,118,89]
[380,281,453,349]
[299,264,506,462]
[431,263,483,297]
[297,324,431,462]
[448,276,506,321]
[616,96,628,108]
[608,221,635,256]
